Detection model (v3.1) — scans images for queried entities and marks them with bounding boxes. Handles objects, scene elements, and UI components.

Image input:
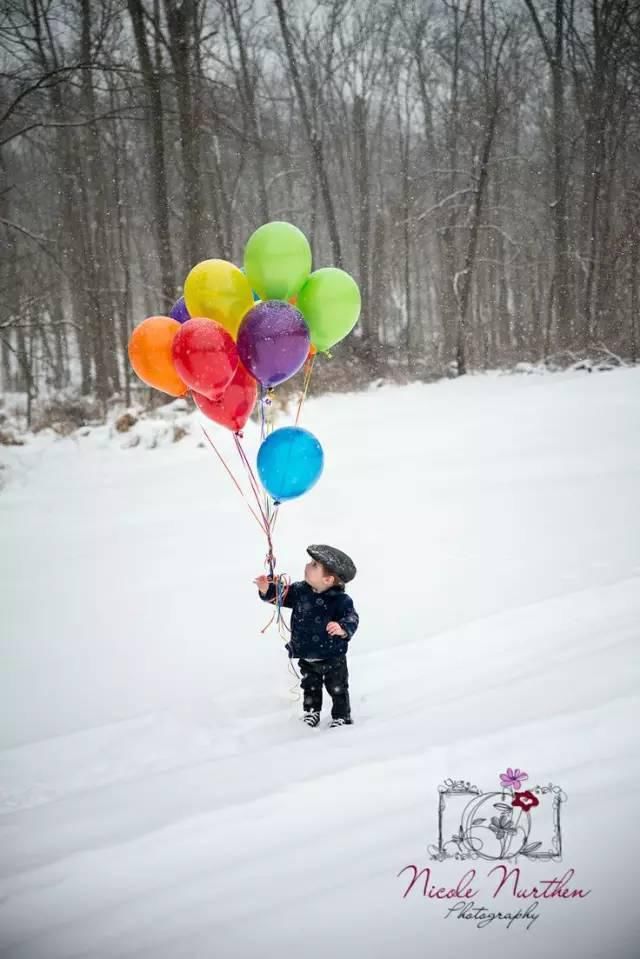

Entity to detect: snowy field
[1,367,640,958]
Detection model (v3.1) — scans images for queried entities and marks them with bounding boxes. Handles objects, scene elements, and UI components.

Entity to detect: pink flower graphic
[499,767,529,790]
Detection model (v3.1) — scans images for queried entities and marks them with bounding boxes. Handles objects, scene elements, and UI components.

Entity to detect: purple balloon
[237,301,310,387]
[169,296,190,324]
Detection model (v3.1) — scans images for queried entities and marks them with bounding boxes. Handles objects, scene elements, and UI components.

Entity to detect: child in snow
[254,545,359,728]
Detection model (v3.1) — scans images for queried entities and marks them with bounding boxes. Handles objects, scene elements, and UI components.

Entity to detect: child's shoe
[329,717,353,727]
[303,711,320,727]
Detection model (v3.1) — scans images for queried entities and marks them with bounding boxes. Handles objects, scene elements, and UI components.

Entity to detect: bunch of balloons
[128,221,360,504]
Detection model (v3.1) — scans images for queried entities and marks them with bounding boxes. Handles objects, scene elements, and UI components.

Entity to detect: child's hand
[326,621,347,637]
[254,575,270,595]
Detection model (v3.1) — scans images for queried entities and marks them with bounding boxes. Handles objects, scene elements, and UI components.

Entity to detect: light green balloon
[297,268,361,352]
[243,221,312,301]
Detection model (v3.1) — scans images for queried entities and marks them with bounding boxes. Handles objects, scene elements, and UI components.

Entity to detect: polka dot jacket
[259,581,359,660]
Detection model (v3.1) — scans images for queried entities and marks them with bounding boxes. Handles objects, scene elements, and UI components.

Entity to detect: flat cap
[307,544,357,584]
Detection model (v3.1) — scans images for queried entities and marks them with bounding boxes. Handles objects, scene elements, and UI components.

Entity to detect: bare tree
[273,0,343,268]
[524,0,575,349]
[1,0,639,410]
[127,0,176,307]
[453,0,512,374]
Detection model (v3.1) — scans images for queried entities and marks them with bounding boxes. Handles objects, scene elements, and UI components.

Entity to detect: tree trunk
[525,0,574,348]
[164,0,204,272]
[631,232,638,363]
[226,0,269,223]
[80,0,111,405]
[274,0,343,268]
[127,0,176,308]
[354,95,372,347]
[455,108,498,375]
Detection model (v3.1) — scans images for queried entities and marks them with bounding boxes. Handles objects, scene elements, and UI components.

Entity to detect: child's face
[304,558,335,592]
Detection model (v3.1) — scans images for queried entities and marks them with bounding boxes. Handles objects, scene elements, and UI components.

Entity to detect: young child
[254,545,359,728]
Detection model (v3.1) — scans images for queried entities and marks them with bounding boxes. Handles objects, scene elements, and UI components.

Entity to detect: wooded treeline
[1,0,639,408]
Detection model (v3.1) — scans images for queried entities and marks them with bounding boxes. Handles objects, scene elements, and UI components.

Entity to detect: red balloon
[172,318,238,400]
[192,361,258,433]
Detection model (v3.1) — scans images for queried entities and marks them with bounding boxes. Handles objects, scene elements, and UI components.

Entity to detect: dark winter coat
[259,580,359,660]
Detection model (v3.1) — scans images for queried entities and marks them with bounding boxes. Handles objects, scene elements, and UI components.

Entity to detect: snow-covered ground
[1,368,639,958]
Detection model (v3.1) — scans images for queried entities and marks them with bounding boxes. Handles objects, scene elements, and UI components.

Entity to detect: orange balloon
[288,295,298,306]
[128,316,187,396]
[308,344,317,357]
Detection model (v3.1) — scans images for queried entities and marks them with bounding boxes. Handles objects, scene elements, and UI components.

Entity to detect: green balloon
[297,268,361,352]
[243,221,312,300]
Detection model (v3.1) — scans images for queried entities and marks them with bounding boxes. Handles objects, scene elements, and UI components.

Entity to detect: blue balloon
[257,427,324,502]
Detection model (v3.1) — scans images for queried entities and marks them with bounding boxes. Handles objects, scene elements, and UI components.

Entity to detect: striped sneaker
[329,717,353,728]
[303,711,320,727]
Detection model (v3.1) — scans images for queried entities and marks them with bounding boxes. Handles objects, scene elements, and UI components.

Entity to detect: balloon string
[288,658,301,702]
[267,504,280,567]
[260,572,292,634]
[200,399,293,668]
[259,384,267,438]
[231,435,286,633]
[295,353,315,425]
[233,432,275,548]
[200,425,268,534]
[259,353,317,544]
[201,426,288,634]
[203,384,301,653]
[259,386,277,527]
[202,424,287,635]
[260,572,299,702]
[234,433,265,512]
[258,386,269,524]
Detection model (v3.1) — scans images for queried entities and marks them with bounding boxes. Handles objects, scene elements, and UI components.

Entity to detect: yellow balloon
[184,260,254,338]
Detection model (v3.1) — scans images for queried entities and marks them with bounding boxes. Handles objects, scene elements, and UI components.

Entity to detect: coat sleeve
[258,580,300,609]
[337,595,359,639]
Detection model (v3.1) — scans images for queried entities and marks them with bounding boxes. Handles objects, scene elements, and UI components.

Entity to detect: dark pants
[299,655,351,720]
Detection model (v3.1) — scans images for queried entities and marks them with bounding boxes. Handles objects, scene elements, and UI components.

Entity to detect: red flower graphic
[512,790,539,812]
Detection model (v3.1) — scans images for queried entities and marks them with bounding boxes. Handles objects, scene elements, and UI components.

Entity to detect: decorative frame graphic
[428,769,568,863]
